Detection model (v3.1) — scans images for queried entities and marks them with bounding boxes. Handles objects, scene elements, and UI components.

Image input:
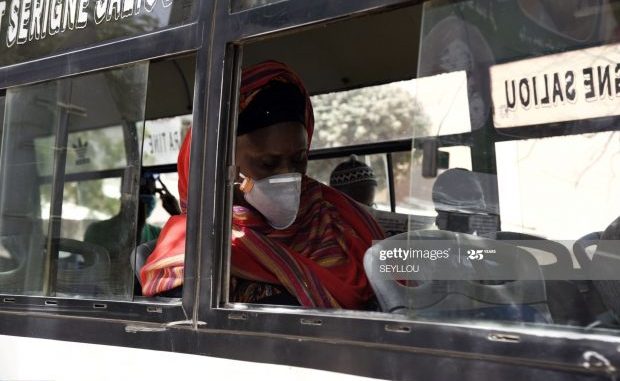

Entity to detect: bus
[0,0,619,379]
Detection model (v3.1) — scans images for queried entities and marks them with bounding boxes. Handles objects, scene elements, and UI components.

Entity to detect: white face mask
[239,172,302,230]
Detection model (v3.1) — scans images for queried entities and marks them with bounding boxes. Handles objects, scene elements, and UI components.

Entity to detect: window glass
[409,71,472,136]
[404,145,474,215]
[230,0,286,13]
[216,0,620,334]
[391,151,414,213]
[398,0,620,330]
[0,63,148,299]
[496,132,620,239]
[34,126,127,176]
[223,4,434,309]
[310,81,428,149]
[40,178,122,240]
[142,116,191,166]
[146,172,181,227]
[306,154,388,209]
[0,94,4,136]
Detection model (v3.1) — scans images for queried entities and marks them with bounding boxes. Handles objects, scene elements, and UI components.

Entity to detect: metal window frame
[0,0,210,325]
[194,0,620,378]
[0,0,618,380]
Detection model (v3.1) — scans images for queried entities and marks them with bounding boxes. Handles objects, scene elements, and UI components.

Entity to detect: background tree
[309,82,430,206]
[311,82,429,149]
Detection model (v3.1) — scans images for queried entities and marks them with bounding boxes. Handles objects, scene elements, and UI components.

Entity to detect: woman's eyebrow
[255,147,304,155]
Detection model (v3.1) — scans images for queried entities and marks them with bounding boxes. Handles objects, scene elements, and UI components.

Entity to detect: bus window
[139,116,189,230]
[138,54,194,248]
[142,117,192,167]
[0,53,195,300]
[0,93,4,139]
[310,82,425,150]
[393,0,620,329]
[214,5,430,309]
[305,81,431,213]
[306,154,389,210]
[496,133,620,239]
[0,63,148,299]
[210,0,620,334]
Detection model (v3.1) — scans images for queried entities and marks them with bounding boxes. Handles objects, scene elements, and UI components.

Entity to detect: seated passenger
[84,174,180,259]
[432,168,497,235]
[329,155,377,207]
[137,173,181,242]
[140,61,384,309]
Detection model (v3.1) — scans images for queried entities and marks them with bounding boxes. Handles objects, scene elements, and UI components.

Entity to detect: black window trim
[0,2,213,325]
[0,0,618,379]
[195,0,620,376]
[0,23,202,90]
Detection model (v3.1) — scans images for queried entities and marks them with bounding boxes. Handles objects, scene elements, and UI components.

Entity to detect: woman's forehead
[238,122,307,152]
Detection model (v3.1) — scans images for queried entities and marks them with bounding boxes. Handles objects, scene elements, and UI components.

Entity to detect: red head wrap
[141,61,383,308]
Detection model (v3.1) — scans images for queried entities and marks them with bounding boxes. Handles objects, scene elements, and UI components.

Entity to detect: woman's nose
[274,165,294,175]
[275,161,302,175]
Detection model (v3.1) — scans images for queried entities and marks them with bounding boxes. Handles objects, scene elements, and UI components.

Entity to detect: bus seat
[0,235,28,292]
[483,232,573,278]
[131,239,157,287]
[573,231,602,272]
[432,169,499,235]
[363,230,551,323]
[55,238,111,296]
[591,217,620,327]
[131,239,182,299]
[484,231,590,325]
[365,207,434,237]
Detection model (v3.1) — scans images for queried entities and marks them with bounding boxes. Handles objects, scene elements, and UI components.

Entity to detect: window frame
[0,0,617,379]
[0,1,207,324]
[0,63,191,323]
[307,139,413,212]
[195,0,620,377]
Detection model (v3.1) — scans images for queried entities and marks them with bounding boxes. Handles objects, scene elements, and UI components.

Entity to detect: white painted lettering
[121,0,132,17]
[48,0,61,35]
[75,0,86,27]
[18,0,31,43]
[0,1,6,33]
[29,0,44,40]
[40,0,49,37]
[61,0,77,30]
[6,0,19,47]
[94,0,106,23]
[144,0,154,12]
[106,0,121,20]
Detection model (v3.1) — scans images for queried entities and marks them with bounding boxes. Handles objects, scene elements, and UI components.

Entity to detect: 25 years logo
[467,249,484,261]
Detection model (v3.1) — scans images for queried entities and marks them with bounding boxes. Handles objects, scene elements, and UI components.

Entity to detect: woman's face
[235,121,308,180]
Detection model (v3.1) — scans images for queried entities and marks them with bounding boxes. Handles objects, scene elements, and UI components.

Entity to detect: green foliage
[308,82,429,199]
[67,180,119,217]
[311,82,430,149]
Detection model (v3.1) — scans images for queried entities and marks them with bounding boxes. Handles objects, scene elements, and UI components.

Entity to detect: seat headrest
[592,217,620,321]
[432,168,486,214]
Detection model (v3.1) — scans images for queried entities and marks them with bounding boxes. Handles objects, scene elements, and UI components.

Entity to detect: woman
[141,61,384,309]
